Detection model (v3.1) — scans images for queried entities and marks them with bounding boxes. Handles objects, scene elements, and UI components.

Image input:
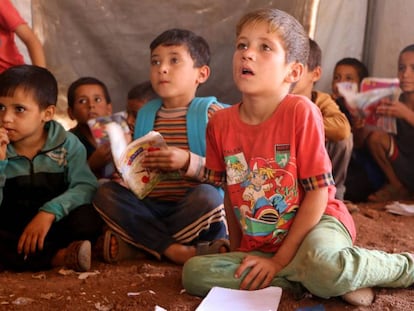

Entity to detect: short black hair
[334,58,369,82]
[307,38,322,70]
[400,44,414,55]
[67,77,111,108]
[127,80,157,101]
[0,65,57,109]
[150,28,210,67]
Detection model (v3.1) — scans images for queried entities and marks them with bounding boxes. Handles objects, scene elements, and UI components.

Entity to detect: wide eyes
[150,58,180,66]
[77,96,103,105]
[261,44,271,51]
[333,75,356,83]
[236,42,248,50]
[151,59,161,66]
[0,105,26,113]
[16,106,26,113]
[236,42,271,52]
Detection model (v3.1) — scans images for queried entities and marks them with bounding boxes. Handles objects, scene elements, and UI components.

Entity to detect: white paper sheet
[385,201,414,216]
[196,286,282,311]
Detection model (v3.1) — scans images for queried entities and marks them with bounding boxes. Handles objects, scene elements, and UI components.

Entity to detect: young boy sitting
[331,58,386,202]
[93,28,229,265]
[292,38,353,205]
[67,77,114,180]
[0,65,102,272]
[182,8,414,307]
[126,80,158,133]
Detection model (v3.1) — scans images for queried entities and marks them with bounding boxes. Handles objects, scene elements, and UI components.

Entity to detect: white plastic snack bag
[106,123,167,199]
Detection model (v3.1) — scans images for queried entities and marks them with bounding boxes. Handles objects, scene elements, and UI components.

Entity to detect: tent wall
[30,0,316,117]
[364,0,414,79]
[11,0,414,120]
[313,0,367,93]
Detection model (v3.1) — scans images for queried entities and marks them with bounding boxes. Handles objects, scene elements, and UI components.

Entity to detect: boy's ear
[286,62,304,83]
[311,66,322,83]
[43,105,56,122]
[196,65,210,85]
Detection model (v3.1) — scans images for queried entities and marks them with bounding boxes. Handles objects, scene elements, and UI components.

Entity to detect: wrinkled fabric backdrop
[13,0,414,124]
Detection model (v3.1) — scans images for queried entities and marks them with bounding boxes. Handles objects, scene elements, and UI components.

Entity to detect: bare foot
[164,244,196,265]
[109,235,119,261]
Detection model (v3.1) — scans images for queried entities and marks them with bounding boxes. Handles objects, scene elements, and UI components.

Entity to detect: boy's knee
[298,251,352,298]
[182,256,210,297]
[191,184,223,207]
[94,182,122,202]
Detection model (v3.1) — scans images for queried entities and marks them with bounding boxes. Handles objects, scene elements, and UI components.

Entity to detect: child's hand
[235,255,282,290]
[376,98,410,119]
[17,211,55,256]
[142,147,190,172]
[88,142,112,172]
[0,127,10,160]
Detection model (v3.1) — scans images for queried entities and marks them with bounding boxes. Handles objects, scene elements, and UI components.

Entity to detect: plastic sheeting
[30,0,318,116]
[15,1,413,118]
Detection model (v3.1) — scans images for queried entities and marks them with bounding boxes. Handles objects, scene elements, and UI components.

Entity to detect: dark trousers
[0,204,103,271]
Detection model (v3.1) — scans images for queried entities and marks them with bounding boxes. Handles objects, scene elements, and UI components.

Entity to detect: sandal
[64,240,91,272]
[196,238,230,256]
[368,184,411,203]
[102,230,146,263]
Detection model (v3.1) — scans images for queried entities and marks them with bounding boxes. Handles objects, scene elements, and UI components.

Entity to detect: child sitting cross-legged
[182,8,414,307]
[0,65,102,272]
[93,28,229,265]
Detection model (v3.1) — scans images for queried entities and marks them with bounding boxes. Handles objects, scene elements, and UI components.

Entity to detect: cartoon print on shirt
[227,153,297,246]
[225,153,249,185]
[239,157,289,226]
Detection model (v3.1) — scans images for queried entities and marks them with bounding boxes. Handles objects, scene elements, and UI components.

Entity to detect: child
[182,8,414,307]
[331,58,369,102]
[67,77,114,180]
[93,28,229,265]
[365,44,414,202]
[126,80,158,133]
[292,38,353,203]
[331,58,385,202]
[0,0,46,72]
[0,65,102,272]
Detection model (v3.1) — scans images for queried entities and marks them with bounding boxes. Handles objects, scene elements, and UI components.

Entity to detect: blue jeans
[93,182,228,259]
[182,215,414,298]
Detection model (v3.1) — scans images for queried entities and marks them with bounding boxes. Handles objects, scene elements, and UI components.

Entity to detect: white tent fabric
[11,0,414,119]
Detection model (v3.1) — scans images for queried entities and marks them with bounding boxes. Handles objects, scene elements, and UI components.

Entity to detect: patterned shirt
[205,95,356,252]
[148,103,222,201]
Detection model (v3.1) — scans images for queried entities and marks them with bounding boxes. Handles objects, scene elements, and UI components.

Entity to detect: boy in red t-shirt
[183,8,414,307]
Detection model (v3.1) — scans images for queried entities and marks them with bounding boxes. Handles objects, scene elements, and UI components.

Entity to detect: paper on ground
[196,286,282,311]
[385,201,414,216]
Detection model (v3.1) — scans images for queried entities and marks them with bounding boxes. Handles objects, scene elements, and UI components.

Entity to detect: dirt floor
[1,201,414,311]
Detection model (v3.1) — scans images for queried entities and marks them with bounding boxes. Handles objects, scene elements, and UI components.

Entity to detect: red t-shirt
[206,95,356,253]
[0,0,26,72]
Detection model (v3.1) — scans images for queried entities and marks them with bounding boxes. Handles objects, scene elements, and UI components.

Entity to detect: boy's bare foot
[342,287,375,306]
[164,239,230,265]
[101,230,146,263]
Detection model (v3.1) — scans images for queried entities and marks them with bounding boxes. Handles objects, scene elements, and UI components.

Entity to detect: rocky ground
[0,202,413,311]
